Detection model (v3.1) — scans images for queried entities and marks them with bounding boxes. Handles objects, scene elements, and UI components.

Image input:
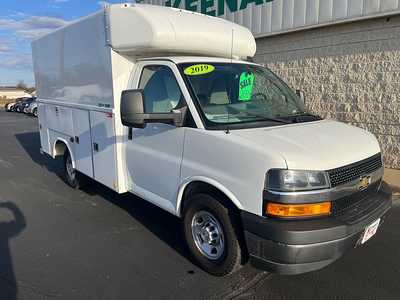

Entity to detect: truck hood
[232,120,381,170]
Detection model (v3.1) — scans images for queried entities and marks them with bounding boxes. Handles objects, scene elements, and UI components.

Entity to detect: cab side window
[139,65,182,113]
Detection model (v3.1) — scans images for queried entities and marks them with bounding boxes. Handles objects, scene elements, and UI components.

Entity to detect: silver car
[24,99,38,117]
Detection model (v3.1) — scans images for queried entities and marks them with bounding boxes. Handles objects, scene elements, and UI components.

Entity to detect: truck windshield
[180,63,315,129]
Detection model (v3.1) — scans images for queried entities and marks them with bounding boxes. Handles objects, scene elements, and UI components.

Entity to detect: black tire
[63,151,88,189]
[33,108,38,117]
[183,193,244,276]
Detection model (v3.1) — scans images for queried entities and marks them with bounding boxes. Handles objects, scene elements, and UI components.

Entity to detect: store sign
[146,0,400,37]
[165,0,274,16]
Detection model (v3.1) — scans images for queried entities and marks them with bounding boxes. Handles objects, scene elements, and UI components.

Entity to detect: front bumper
[241,182,392,275]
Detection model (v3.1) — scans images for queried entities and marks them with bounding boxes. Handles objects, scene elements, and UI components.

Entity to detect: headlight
[266,169,330,192]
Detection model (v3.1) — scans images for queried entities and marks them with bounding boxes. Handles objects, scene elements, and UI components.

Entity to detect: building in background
[142,0,400,169]
[0,87,32,99]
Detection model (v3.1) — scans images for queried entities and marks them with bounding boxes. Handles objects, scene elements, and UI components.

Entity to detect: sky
[0,0,128,87]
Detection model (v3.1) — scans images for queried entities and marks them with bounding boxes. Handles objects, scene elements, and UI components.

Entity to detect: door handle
[93,143,99,152]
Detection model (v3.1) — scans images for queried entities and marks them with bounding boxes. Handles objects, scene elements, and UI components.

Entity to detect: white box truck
[32,3,392,276]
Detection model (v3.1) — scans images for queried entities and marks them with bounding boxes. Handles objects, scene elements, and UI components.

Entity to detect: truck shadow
[80,181,195,265]
[14,132,65,180]
[14,131,195,268]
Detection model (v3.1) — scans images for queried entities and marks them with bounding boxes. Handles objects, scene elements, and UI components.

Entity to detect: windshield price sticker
[184,64,215,76]
[239,72,255,101]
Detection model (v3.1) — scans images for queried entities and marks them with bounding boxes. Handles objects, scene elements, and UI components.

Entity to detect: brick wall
[254,15,400,169]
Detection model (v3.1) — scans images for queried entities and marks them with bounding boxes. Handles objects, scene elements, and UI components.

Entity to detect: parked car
[10,99,24,112]
[5,99,25,112]
[11,98,26,112]
[24,98,38,117]
[5,102,15,111]
[14,97,35,113]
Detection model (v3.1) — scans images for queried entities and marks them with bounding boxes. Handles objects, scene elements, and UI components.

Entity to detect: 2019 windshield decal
[184,64,215,76]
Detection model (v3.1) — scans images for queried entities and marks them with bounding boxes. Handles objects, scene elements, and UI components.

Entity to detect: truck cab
[119,56,391,275]
[32,3,392,277]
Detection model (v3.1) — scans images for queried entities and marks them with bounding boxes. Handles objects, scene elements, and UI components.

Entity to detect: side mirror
[120,89,183,128]
[121,89,146,128]
[296,89,306,104]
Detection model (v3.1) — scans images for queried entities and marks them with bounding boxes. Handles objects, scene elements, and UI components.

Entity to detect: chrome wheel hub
[191,211,225,260]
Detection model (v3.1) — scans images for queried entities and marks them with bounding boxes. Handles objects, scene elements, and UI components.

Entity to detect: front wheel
[183,194,245,276]
[32,108,38,117]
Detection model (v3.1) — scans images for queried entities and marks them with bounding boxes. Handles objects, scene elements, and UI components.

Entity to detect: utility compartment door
[72,109,93,178]
[38,103,50,154]
[90,110,117,190]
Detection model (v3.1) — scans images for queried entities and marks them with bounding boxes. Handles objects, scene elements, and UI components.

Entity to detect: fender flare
[53,138,76,169]
[176,176,243,217]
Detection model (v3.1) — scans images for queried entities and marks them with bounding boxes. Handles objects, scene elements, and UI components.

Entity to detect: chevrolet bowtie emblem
[358,175,371,190]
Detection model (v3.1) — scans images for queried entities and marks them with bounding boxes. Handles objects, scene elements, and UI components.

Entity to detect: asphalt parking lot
[0,109,399,300]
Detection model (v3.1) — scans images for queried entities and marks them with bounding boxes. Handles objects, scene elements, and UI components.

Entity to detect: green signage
[238,72,254,101]
[165,0,274,16]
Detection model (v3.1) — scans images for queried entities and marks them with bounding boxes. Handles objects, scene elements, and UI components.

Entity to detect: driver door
[124,61,187,214]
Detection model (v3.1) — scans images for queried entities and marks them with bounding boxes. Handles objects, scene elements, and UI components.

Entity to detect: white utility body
[32,3,391,276]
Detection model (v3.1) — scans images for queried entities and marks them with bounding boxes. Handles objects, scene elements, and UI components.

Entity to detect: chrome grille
[328,153,382,188]
[331,181,381,223]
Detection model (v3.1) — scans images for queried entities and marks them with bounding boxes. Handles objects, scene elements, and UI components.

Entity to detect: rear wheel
[33,108,38,117]
[183,194,244,276]
[64,151,88,189]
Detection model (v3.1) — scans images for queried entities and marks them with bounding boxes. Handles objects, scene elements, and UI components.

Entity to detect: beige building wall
[255,15,400,169]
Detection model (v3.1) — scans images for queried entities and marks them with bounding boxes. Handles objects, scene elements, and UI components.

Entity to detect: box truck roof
[31,3,256,107]
[106,4,256,59]
[139,56,255,64]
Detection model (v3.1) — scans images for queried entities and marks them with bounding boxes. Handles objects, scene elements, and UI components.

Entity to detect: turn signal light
[266,202,331,218]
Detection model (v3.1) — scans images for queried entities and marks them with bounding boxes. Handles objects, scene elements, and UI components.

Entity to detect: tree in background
[26,87,35,94]
[15,80,35,94]
[16,80,28,90]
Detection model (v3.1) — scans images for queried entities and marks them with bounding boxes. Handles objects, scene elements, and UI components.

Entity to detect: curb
[384,168,400,197]
[386,183,399,200]
[390,186,400,196]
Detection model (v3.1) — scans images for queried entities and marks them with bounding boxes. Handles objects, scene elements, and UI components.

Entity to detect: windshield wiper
[287,112,322,122]
[232,111,292,124]
[249,113,292,124]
